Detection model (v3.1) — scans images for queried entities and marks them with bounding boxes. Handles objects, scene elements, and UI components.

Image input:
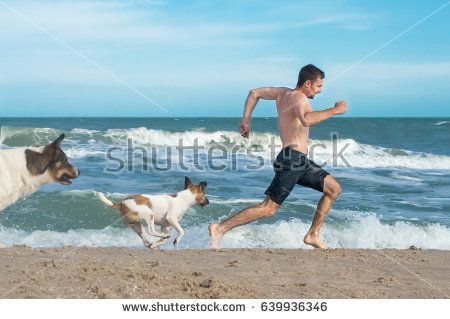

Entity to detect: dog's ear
[199,181,207,190]
[184,176,192,189]
[51,134,65,148]
[43,135,64,160]
[25,149,51,175]
[25,134,66,176]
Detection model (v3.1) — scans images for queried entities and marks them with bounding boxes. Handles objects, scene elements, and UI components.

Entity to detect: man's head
[296,64,325,99]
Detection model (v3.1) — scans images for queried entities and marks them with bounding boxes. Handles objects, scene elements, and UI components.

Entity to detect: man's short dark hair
[296,64,325,87]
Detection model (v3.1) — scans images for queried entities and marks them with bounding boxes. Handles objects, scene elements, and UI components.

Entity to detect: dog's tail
[96,191,120,209]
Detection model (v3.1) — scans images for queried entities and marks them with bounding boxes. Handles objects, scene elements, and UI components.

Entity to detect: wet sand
[0,247,448,298]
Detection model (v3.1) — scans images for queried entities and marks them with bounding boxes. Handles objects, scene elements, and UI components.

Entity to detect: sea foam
[2,126,450,169]
[1,214,448,250]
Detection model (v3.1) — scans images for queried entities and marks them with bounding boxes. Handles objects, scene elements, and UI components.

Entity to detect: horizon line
[1,116,450,119]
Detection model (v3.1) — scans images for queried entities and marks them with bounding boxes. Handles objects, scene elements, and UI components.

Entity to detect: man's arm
[240,87,288,138]
[294,99,347,127]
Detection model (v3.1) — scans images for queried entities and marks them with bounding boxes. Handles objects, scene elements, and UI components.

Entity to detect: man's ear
[184,176,192,189]
[305,80,312,88]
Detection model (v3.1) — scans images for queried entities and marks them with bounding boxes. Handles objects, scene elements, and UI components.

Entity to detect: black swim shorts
[264,147,330,205]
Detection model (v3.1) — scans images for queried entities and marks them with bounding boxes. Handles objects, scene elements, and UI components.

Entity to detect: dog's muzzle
[59,168,80,185]
[200,198,209,208]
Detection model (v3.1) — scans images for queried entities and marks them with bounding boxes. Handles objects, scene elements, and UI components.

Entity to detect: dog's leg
[149,226,170,249]
[167,218,184,249]
[146,213,171,239]
[129,222,152,248]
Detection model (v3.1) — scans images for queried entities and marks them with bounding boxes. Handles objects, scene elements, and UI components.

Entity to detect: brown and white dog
[96,177,209,249]
[0,134,80,212]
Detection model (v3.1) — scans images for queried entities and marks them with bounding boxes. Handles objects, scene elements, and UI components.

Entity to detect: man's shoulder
[270,87,291,98]
[279,87,293,94]
[287,90,308,104]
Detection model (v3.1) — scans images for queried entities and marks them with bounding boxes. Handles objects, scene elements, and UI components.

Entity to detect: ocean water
[0,117,449,250]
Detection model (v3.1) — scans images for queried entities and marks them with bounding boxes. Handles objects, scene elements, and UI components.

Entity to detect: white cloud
[321,62,450,102]
[1,1,449,97]
[0,0,277,46]
[328,62,450,84]
[295,14,374,30]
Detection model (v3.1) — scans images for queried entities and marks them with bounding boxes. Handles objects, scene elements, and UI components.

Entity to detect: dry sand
[0,246,448,298]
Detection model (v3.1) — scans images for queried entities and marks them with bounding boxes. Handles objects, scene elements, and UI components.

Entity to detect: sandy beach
[0,246,448,299]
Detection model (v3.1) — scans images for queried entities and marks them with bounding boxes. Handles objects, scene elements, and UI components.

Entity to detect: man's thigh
[265,168,304,205]
[297,159,330,192]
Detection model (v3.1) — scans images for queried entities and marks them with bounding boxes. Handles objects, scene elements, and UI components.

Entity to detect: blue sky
[0,0,449,117]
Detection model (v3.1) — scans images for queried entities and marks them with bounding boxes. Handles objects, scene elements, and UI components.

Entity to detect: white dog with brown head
[0,134,80,212]
[96,177,208,249]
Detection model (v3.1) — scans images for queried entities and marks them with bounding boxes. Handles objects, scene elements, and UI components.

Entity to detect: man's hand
[333,101,347,115]
[239,120,250,138]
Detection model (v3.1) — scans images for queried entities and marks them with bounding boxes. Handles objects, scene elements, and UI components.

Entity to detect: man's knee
[264,206,278,217]
[333,184,342,199]
[259,198,280,217]
[324,177,341,200]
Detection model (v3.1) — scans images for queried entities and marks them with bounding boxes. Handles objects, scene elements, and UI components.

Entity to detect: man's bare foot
[303,233,327,249]
[208,224,223,249]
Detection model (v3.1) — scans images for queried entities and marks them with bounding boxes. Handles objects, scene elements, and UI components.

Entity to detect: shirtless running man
[209,64,347,249]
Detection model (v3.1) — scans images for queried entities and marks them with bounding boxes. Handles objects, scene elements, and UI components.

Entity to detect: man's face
[306,78,323,99]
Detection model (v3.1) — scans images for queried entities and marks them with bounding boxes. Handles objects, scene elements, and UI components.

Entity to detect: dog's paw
[144,241,153,249]
[163,234,171,239]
